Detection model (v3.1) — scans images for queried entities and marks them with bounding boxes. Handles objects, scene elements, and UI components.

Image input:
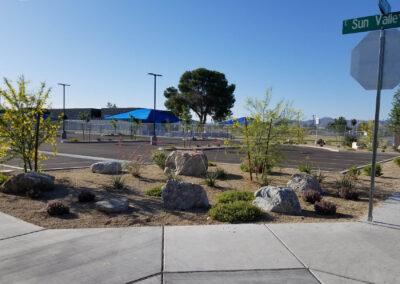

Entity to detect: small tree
[110,118,118,135]
[0,76,61,172]
[389,89,400,134]
[179,107,192,147]
[106,102,117,108]
[235,90,296,183]
[129,114,141,140]
[360,120,374,147]
[78,111,90,140]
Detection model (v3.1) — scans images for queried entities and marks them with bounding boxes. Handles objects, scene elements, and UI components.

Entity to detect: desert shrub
[78,190,96,202]
[314,200,336,215]
[316,138,325,146]
[207,201,262,223]
[336,174,356,189]
[208,161,218,167]
[123,157,144,177]
[343,134,357,147]
[204,172,217,187]
[393,157,400,167]
[298,160,312,174]
[301,189,321,204]
[216,190,255,204]
[110,176,125,190]
[240,160,270,174]
[146,185,162,197]
[338,187,359,200]
[0,174,8,185]
[313,170,326,184]
[348,165,361,177]
[152,150,167,170]
[363,164,382,177]
[215,167,227,180]
[46,201,70,216]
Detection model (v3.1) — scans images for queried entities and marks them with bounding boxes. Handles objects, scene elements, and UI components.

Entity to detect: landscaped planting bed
[0,161,399,229]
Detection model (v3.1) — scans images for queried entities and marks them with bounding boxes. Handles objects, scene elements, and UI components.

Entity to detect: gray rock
[1,172,55,194]
[252,186,301,215]
[162,180,209,210]
[90,161,122,174]
[287,173,321,193]
[95,198,129,213]
[165,151,208,177]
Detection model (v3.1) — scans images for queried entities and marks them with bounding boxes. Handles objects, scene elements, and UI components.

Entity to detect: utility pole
[148,73,162,145]
[58,83,70,139]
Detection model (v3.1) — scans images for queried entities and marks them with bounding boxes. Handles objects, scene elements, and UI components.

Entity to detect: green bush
[363,164,382,177]
[0,174,8,185]
[146,185,162,197]
[394,157,400,167]
[110,176,125,190]
[167,145,176,150]
[342,134,357,147]
[216,190,255,204]
[215,167,227,180]
[207,201,262,223]
[204,172,217,187]
[208,161,218,167]
[298,161,312,174]
[152,150,167,170]
[348,165,361,177]
[69,138,79,142]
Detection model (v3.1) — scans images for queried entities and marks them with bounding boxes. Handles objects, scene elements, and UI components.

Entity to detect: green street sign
[343,11,400,34]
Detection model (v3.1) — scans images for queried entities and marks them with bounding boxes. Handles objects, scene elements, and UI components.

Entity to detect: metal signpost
[344,1,400,222]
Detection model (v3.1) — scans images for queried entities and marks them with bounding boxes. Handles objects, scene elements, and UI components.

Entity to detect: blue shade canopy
[104,108,181,123]
[218,117,251,125]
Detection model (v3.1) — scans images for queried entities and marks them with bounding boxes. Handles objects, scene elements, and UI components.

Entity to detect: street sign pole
[368,29,386,222]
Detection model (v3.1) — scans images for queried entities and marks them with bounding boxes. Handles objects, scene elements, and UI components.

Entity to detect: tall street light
[58,83,70,139]
[148,73,162,145]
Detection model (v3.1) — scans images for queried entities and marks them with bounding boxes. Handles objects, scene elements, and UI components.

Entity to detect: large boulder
[0,172,55,195]
[287,173,321,193]
[252,186,301,215]
[164,151,208,177]
[162,179,209,210]
[90,161,122,174]
[95,198,129,213]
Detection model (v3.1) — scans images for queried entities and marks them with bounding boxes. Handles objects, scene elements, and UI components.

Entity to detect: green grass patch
[0,174,8,185]
[146,185,162,197]
[207,201,262,223]
[394,157,400,167]
[216,190,255,204]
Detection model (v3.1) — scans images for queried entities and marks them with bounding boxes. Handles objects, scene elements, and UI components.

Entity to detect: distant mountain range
[301,117,389,127]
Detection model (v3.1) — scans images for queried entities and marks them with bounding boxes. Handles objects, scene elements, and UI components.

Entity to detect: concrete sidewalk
[0,191,399,284]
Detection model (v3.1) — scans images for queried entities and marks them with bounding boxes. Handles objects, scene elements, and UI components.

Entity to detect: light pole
[58,83,70,139]
[148,73,162,145]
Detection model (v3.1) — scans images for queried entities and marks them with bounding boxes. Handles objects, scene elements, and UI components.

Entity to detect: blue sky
[1,0,399,121]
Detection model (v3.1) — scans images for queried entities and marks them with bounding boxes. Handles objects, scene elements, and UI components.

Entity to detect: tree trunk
[34,112,40,171]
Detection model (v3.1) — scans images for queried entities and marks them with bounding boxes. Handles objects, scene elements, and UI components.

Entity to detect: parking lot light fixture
[148,73,162,145]
[58,83,70,139]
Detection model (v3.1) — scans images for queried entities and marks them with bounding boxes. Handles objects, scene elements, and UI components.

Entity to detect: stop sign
[351,29,400,90]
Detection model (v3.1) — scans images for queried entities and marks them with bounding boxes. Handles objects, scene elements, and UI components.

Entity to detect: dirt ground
[0,161,399,229]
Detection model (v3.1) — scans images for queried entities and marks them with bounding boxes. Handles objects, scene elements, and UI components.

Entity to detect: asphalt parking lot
[3,135,399,172]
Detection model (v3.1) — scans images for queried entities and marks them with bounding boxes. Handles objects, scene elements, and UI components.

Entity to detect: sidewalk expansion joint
[358,220,400,231]
[310,268,372,284]
[263,225,323,284]
[162,267,308,275]
[0,228,47,241]
[161,226,165,283]
[125,272,162,284]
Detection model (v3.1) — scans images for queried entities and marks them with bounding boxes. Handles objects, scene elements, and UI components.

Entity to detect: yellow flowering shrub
[0,76,61,172]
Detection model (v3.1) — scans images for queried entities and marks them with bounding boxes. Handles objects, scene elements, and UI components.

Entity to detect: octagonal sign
[351,29,400,90]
